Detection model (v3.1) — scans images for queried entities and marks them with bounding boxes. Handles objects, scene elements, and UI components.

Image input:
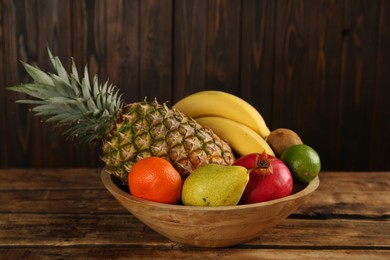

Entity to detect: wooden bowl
[101,170,320,248]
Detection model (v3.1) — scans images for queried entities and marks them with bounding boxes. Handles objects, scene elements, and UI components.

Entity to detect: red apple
[233,152,293,204]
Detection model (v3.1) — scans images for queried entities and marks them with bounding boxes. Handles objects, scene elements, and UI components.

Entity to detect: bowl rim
[101,169,320,212]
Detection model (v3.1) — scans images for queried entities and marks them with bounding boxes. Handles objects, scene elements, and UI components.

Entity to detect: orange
[128,157,183,204]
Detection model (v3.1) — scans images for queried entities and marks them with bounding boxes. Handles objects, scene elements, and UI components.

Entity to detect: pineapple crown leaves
[8,48,124,143]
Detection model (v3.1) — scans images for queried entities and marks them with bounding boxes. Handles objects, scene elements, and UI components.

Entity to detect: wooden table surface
[0,169,389,259]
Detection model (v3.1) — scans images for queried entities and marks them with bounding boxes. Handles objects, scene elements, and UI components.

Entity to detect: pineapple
[8,49,235,184]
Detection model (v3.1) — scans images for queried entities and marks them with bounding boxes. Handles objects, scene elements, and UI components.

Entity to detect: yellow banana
[195,116,275,157]
[173,90,271,139]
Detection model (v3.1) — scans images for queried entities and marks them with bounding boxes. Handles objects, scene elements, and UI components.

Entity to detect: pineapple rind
[102,100,235,184]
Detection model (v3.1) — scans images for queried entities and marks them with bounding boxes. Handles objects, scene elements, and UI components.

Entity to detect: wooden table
[0,169,389,259]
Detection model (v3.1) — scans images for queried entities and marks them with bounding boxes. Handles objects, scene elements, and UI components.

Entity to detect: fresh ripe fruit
[266,128,303,157]
[233,152,293,204]
[181,164,249,206]
[280,144,321,184]
[128,157,183,204]
[8,49,236,186]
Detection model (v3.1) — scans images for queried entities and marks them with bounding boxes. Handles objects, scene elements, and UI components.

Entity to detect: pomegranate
[233,152,293,204]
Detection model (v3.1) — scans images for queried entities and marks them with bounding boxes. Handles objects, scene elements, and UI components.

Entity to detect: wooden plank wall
[0,0,389,171]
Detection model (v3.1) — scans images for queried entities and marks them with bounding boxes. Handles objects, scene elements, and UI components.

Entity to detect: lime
[280,144,321,183]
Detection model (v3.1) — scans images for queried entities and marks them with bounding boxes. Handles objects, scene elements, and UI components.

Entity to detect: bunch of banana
[174,90,275,157]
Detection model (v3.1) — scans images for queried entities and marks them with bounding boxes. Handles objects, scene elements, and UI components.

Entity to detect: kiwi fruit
[266,128,303,157]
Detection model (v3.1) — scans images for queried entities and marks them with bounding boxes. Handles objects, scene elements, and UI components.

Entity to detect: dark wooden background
[0,0,389,171]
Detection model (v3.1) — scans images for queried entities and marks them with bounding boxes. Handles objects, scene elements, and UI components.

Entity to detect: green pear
[181,164,249,206]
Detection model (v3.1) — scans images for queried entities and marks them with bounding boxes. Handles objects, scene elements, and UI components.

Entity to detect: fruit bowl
[101,169,320,248]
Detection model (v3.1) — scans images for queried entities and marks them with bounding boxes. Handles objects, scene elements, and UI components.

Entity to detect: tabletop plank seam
[0,244,389,251]
[289,213,390,220]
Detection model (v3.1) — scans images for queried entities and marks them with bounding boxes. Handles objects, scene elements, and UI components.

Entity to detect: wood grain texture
[173,0,207,100]
[240,0,275,126]
[0,168,389,258]
[338,0,380,170]
[0,248,388,260]
[0,0,389,171]
[273,0,345,170]
[0,214,388,248]
[206,0,241,93]
[101,169,319,247]
[140,0,172,101]
[370,0,390,170]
